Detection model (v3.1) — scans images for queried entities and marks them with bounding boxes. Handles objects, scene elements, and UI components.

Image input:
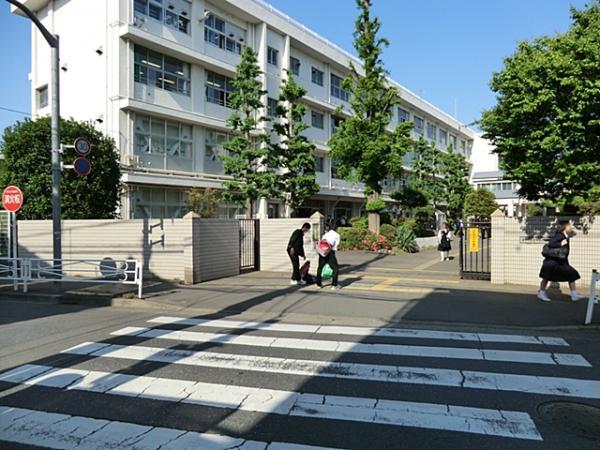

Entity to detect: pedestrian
[316,224,341,290]
[537,221,585,302]
[287,222,311,286]
[438,221,452,261]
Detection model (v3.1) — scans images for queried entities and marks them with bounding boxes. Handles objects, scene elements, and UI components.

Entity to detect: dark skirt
[438,242,451,251]
[539,258,580,282]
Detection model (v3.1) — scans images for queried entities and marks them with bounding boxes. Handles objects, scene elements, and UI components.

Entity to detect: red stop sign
[2,186,24,213]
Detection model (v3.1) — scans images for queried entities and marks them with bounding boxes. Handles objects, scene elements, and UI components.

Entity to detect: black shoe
[316,283,323,288]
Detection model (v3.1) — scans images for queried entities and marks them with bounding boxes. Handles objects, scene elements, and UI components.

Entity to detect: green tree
[480,2,600,203]
[0,117,121,219]
[391,186,429,209]
[411,138,443,209]
[221,46,277,218]
[186,187,219,218]
[328,0,413,232]
[270,72,319,216]
[464,189,498,220]
[439,145,471,220]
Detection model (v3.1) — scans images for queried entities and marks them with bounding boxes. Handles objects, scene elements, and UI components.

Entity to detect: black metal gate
[239,219,260,273]
[459,221,491,280]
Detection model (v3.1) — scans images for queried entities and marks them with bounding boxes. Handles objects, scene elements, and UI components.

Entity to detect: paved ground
[1,250,600,449]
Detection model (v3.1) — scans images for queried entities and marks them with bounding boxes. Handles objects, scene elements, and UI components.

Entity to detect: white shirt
[438,229,452,242]
[322,230,341,252]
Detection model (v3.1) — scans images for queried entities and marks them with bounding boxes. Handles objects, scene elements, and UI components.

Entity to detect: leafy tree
[439,145,471,220]
[480,2,600,203]
[526,204,544,217]
[186,187,219,218]
[464,189,498,220]
[411,138,443,208]
[0,117,121,219]
[221,46,277,218]
[391,186,429,209]
[269,72,319,216]
[328,0,413,232]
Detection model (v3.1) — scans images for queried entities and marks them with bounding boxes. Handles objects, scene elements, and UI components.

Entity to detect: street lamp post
[6,0,62,272]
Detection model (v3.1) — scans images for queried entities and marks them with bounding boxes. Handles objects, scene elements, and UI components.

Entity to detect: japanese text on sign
[468,228,480,253]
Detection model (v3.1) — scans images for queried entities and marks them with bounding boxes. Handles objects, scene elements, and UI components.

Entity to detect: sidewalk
[1,250,598,330]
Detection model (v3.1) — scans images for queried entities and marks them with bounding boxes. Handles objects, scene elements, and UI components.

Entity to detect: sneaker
[290,280,299,286]
[299,279,307,286]
[331,285,340,291]
[537,291,551,302]
[571,292,585,302]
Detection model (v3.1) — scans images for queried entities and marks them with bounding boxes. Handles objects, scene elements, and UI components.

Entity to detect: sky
[0,0,591,135]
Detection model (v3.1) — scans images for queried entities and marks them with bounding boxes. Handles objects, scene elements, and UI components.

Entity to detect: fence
[491,213,600,287]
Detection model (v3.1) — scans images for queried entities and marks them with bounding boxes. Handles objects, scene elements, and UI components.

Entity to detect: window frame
[134,114,193,164]
[413,116,424,135]
[330,73,349,101]
[267,46,279,67]
[290,56,301,76]
[397,107,410,123]
[36,85,48,109]
[134,45,191,96]
[311,67,324,86]
[204,13,244,55]
[205,70,235,108]
[134,0,191,34]
[315,156,325,173]
[311,110,325,129]
[267,97,278,119]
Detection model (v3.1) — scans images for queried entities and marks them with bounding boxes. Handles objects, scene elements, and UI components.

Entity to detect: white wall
[470,134,499,175]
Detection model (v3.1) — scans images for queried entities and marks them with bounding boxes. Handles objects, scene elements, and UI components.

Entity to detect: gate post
[490,209,505,285]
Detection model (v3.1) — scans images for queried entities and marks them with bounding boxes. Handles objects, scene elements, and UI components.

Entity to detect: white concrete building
[470,134,531,217]
[16,0,476,219]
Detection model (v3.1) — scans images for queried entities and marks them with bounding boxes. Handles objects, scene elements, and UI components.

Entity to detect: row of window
[134,0,191,34]
[398,106,468,153]
[480,182,516,192]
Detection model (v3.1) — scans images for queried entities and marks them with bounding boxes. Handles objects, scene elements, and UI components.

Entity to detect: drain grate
[537,401,600,440]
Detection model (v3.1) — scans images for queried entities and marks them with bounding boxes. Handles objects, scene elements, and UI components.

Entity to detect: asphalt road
[1,299,600,449]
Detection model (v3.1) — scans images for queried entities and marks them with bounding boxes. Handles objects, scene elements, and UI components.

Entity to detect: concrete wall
[17,217,240,283]
[259,217,324,273]
[491,214,599,287]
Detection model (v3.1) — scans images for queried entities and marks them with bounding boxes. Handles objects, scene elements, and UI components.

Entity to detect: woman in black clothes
[537,221,584,302]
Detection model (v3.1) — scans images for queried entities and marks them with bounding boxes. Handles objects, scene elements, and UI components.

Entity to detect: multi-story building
[16,0,476,220]
[470,135,532,217]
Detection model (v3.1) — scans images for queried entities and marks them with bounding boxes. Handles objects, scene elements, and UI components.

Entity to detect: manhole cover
[537,401,600,440]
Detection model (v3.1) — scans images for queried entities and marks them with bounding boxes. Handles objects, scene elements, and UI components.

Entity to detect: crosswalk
[0,315,597,449]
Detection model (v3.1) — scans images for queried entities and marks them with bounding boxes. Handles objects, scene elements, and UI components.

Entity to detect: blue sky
[0,0,591,135]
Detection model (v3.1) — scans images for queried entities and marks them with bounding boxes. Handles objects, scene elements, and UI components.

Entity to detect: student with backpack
[438,221,452,261]
[316,224,341,290]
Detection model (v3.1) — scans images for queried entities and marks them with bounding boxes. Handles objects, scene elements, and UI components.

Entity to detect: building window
[267,97,278,118]
[398,108,410,123]
[36,85,48,109]
[438,129,448,147]
[331,159,341,179]
[331,115,343,135]
[413,116,424,135]
[204,13,244,55]
[315,156,325,173]
[267,47,278,66]
[206,70,234,107]
[311,110,324,129]
[290,57,301,76]
[134,115,192,172]
[426,122,437,142]
[459,139,466,155]
[450,134,457,150]
[133,187,187,219]
[205,129,228,174]
[134,45,191,96]
[331,74,349,101]
[134,0,190,34]
[311,67,324,86]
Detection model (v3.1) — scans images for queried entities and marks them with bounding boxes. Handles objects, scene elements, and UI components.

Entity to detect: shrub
[379,223,396,241]
[350,216,368,230]
[394,224,418,253]
[526,204,544,217]
[339,226,368,251]
[363,232,393,252]
[365,198,386,213]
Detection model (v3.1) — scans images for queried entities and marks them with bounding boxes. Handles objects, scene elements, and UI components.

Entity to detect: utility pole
[7,0,62,273]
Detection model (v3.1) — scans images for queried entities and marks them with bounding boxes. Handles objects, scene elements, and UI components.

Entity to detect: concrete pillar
[490,208,505,285]
[183,211,200,284]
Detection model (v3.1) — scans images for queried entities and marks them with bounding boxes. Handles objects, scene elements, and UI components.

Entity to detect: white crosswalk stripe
[0,315,596,449]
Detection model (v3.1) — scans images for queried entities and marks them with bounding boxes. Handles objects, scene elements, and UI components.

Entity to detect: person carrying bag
[316,224,341,290]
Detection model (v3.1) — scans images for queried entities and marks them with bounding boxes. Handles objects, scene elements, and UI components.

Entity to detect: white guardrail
[585,270,599,325]
[0,258,143,299]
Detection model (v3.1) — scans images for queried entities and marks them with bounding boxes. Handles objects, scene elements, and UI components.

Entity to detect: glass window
[133,0,190,34]
[133,186,186,219]
[438,129,448,147]
[267,97,278,118]
[331,116,343,135]
[267,47,278,66]
[134,114,193,165]
[331,74,349,101]
[204,13,243,55]
[204,129,228,174]
[315,156,325,173]
[459,139,466,155]
[413,116,424,135]
[311,111,324,129]
[311,67,324,86]
[134,45,190,96]
[290,57,301,76]
[398,108,410,123]
[37,85,48,109]
[450,134,457,150]
[206,70,234,107]
[426,122,437,142]
[331,159,341,179]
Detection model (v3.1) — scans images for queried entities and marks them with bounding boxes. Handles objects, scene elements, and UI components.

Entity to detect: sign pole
[11,212,17,291]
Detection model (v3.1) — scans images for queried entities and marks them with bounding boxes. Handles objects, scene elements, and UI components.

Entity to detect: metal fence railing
[0,258,143,298]
[585,270,599,325]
